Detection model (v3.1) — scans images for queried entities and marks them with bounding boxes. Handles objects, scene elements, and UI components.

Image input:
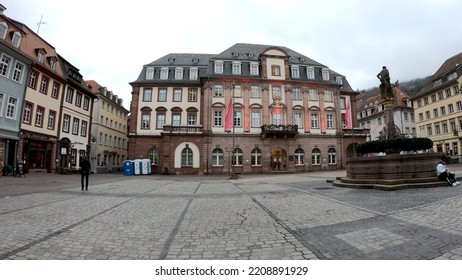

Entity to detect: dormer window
[48,56,58,71]
[189,67,198,80]
[168,57,175,63]
[322,68,330,80]
[433,79,442,87]
[250,62,259,75]
[214,60,223,74]
[306,66,315,79]
[448,72,457,81]
[192,57,199,63]
[291,65,300,78]
[0,22,8,40]
[145,67,154,79]
[232,52,239,57]
[248,53,255,58]
[12,31,22,48]
[299,57,306,62]
[160,67,169,80]
[335,76,343,84]
[232,61,241,75]
[174,67,184,80]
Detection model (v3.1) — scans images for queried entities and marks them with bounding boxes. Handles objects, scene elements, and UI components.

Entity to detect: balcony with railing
[162,125,203,134]
[261,124,299,139]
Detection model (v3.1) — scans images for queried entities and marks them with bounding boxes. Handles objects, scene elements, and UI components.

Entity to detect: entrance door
[271,148,287,171]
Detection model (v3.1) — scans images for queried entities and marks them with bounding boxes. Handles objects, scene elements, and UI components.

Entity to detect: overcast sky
[3,0,462,108]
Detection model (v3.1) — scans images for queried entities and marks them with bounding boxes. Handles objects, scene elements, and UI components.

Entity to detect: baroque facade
[129,43,366,175]
[412,52,462,160]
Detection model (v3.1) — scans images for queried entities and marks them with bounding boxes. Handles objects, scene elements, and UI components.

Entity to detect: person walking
[436,159,460,187]
[79,156,91,191]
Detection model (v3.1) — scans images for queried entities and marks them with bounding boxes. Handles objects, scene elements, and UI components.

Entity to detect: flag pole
[230,84,238,179]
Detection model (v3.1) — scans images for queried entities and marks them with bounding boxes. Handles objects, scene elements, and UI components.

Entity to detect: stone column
[383,97,396,139]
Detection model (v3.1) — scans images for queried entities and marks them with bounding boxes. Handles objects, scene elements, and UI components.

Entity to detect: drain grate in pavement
[313,187,334,190]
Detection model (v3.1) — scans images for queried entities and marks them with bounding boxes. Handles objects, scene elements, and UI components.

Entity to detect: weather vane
[36,15,47,34]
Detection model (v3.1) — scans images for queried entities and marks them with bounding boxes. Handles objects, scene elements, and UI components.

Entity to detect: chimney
[0,5,6,15]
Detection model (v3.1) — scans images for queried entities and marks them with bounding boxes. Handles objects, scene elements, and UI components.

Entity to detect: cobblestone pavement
[1,164,462,260]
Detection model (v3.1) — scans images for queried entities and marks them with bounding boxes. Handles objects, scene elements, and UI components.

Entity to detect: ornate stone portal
[333,67,443,190]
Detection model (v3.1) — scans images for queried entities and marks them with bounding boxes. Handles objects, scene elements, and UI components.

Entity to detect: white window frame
[12,31,22,48]
[214,61,224,74]
[173,89,182,102]
[214,85,223,97]
[6,96,17,119]
[291,66,300,78]
[250,62,259,75]
[12,61,25,83]
[326,113,334,129]
[189,67,198,80]
[232,61,241,75]
[0,22,8,39]
[145,67,154,79]
[292,87,301,100]
[143,88,152,102]
[322,68,330,80]
[311,113,319,128]
[309,89,318,101]
[306,66,315,79]
[294,111,303,127]
[0,53,11,77]
[174,67,184,80]
[48,111,55,130]
[160,67,169,80]
[251,111,260,127]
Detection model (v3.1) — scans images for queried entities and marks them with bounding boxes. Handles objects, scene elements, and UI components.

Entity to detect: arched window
[148,148,159,165]
[251,148,262,166]
[0,22,8,40]
[181,147,193,166]
[312,148,321,165]
[328,148,336,165]
[294,148,304,165]
[212,148,224,166]
[232,148,243,166]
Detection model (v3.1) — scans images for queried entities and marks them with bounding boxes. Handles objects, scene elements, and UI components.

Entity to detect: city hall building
[128,43,365,175]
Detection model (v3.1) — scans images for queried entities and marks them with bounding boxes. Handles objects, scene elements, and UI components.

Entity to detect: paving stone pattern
[1,169,462,260]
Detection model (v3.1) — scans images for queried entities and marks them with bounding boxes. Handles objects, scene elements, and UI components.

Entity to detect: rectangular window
[75,92,82,107]
[431,94,436,102]
[66,87,74,103]
[51,82,60,98]
[48,110,56,130]
[72,118,79,135]
[175,68,183,79]
[173,89,182,101]
[28,71,38,88]
[425,111,430,119]
[0,54,11,77]
[250,63,259,75]
[143,88,152,101]
[158,88,167,101]
[214,110,223,127]
[12,61,25,82]
[292,88,301,100]
[441,106,446,116]
[83,97,90,110]
[457,101,462,112]
[39,76,49,94]
[6,96,17,119]
[446,88,452,97]
[438,92,444,100]
[272,86,281,98]
[234,111,242,127]
[81,120,87,136]
[291,66,300,78]
[311,114,319,128]
[233,85,242,98]
[145,67,154,79]
[35,106,44,127]
[63,114,71,132]
[322,68,330,80]
[188,88,197,102]
[189,68,198,80]
[251,86,260,98]
[448,104,454,114]
[214,85,223,97]
[327,114,334,129]
[324,90,333,102]
[307,67,315,79]
[160,68,168,79]
[442,123,448,134]
[156,114,165,129]
[232,62,241,75]
[23,102,32,124]
[435,124,441,135]
[309,89,318,101]
[433,108,438,118]
[188,114,196,125]
[294,111,303,127]
[271,65,281,76]
[214,61,223,74]
[251,111,260,127]
[142,114,150,129]
[172,114,181,126]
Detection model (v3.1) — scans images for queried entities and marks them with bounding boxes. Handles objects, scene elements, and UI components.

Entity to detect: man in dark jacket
[79,157,91,191]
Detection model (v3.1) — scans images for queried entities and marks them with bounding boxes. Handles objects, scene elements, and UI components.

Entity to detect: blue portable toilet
[123,160,134,176]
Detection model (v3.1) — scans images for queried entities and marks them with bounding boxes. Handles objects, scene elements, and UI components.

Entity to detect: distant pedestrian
[79,156,91,191]
[436,159,460,187]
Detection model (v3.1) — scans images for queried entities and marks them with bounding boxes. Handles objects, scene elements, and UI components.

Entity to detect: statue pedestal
[332,153,447,190]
